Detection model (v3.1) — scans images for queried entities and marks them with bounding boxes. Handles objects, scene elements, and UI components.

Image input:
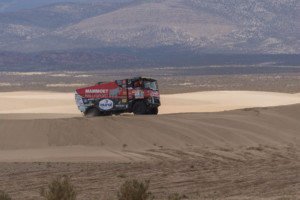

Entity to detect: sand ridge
[0,90,300,118]
[0,103,299,162]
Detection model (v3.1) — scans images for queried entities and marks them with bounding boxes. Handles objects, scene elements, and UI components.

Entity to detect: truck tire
[133,101,147,115]
[85,107,100,117]
[149,107,158,115]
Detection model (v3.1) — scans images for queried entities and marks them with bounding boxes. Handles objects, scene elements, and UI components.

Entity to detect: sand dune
[0,103,299,162]
[0,91,79,116]
[0,91,300,118]
[160,91,300,114]
[0,90,299,162]
[1,90,300,200]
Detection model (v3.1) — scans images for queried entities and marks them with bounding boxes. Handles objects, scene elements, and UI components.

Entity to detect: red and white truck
[75,77,161,116]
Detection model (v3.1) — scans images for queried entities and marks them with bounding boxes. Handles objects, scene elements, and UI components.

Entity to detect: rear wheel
[85,107,100,117]
[133,101,147,115]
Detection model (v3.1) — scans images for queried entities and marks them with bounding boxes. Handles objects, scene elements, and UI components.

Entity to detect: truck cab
[75,77,161,116]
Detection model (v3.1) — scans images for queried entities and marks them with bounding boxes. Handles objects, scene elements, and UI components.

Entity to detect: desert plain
[1,0,300,198]
[0,72,300,200]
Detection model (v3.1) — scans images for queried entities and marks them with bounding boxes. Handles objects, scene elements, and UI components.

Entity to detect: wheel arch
[131,99,146,107]
[84,106,100,116]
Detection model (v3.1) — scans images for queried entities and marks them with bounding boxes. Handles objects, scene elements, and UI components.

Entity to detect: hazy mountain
[0,0,124,13]
[0,0,299,65]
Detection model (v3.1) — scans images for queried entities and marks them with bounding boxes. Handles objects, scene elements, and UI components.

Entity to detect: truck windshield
[143,80,158,91]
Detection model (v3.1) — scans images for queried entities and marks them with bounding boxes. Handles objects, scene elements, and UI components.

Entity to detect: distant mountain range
[0,0,123,12]
[0,0,299,71]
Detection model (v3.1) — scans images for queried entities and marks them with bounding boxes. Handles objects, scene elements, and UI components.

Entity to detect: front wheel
[133,102,147,115]
[85,107,100,117]
[149,107,158,115]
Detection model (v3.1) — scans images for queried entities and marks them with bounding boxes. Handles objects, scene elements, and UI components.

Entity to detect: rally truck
[75,77,160,116]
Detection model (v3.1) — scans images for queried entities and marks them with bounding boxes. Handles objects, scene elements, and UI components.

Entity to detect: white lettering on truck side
[85,89,108,94]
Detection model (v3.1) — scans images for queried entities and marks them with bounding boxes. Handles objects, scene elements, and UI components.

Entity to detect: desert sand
[0,102,299,162]
[0,90,300,118]
[0,91,300,199]
[0,90,299,162]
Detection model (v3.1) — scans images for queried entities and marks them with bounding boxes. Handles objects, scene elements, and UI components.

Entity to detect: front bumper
[75,92,87,113]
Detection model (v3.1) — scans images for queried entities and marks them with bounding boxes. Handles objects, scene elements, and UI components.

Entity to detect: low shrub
[40,175,77,200]
[0,191,11,200]
[118,179,153,200]
[168,193,182,200]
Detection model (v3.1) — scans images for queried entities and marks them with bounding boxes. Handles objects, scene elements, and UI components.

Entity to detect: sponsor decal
[85,89,108,94]
[122,99,127,103]
[82,98,89,104]
[150,91,160,97]
[123,91,127,95]
[132,89,144,99]
[99,99,114,110]
[116,104,125,108]
[85,94,107,98]
[122,80,127,88]
[75,94,83,107]
[77,102,83,106]
[75,92,87,113]
[116,80,122,85]
[109,88,121,98]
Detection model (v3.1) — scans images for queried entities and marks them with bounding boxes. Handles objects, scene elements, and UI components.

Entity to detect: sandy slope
[1,91,300,199]
[160,91,300,113]
[0,90,299,162]
[0,91,300,118]
[0,91,79,116]
[0,103,299,162]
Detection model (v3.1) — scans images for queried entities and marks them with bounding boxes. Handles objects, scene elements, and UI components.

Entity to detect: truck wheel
[133,102,147,115]
[149,107,158,115]
[85,107,100,117]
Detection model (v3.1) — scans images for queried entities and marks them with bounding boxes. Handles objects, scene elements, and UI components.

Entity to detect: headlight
[82,98,89,104]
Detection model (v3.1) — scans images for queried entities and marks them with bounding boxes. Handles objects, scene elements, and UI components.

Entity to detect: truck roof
[93,77,156,86]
